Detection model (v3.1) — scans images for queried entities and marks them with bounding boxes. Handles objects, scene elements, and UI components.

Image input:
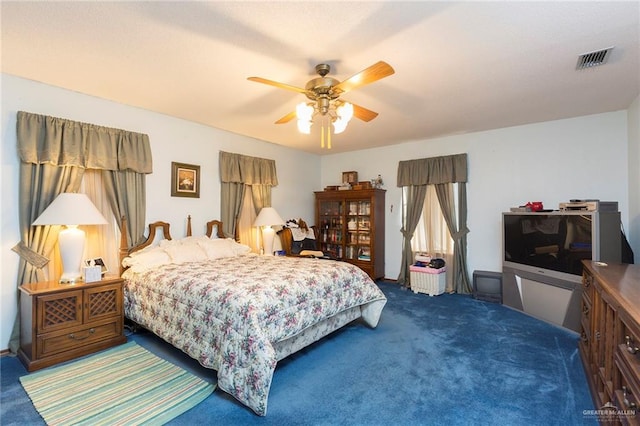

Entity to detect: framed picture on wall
[171,162,200,198]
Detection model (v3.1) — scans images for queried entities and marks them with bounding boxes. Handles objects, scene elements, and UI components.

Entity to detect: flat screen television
[502,211,620,282]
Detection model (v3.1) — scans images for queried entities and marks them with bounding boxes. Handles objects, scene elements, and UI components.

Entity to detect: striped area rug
[20,342,215,425]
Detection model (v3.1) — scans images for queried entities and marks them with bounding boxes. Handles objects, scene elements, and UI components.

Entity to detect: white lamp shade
[254,207,284,256]
[253,207,285,228]
[32,193,108,226]
[32,193,107,283]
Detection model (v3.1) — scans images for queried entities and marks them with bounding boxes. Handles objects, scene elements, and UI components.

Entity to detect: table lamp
[32,193,108,283]
[253,207,285,255]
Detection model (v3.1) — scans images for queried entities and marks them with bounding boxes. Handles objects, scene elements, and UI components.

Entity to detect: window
[43,170,119,280]
[237,190,260,253]
[406,185,455,290]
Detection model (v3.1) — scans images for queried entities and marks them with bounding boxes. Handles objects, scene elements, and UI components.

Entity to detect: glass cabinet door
[315,188,385,280]
[345,200,371,261]
[318,200,344,259]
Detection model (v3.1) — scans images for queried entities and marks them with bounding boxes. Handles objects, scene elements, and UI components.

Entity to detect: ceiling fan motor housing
[305,77,341,99]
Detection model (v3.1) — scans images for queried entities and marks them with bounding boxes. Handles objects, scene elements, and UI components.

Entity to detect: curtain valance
[17,111,153,174]
[397,153,467,186]
[219,151,278,185]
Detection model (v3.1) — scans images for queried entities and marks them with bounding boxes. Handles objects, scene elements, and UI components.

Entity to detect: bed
[119,217,387,416]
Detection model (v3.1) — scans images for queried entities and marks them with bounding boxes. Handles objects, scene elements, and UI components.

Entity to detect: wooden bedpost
[187,215,192,237]
[119,216,129,276]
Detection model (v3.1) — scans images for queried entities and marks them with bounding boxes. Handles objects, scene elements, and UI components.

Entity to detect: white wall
[628,95,640,259]
[1,74,320,351]
[321,111,630,280]
[1,73,634,352]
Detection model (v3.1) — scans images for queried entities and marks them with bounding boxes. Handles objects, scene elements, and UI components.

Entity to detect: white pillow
[164,243,208,263]
[159,235,208,248]
[197,238,238,259]
[122,246,171,270]
[197,238,250,259]
[229,240,251,255]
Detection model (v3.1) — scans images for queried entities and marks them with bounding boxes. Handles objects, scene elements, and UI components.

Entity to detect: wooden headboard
[205,220,226,239]
[119,216,178,275]
[119,216,226,275]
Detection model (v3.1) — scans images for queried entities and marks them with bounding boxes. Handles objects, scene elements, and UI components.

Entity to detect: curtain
[435,183,471,293]
[219,151,278,240]
[397,154,467,186]
[220,182,246,239]
[17,112,152,173]
[398,185,427,288]
[102,169,148,248]
[456,183,471,292]
[9,111,152,353]
[9,163,84,353]
[396,153,470,293]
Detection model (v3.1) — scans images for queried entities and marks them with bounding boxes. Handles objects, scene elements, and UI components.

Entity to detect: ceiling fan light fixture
[337,102,353,122]
[333,117,348,134]
[296,102,314,120]
[297,119,312,134]
[296,102,313,134]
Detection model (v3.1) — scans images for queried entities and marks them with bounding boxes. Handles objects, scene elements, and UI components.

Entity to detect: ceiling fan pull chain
[328,125,332,149]
[321,122,325,148]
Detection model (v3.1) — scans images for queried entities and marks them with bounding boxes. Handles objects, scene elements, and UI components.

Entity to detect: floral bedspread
[122,255,387,416]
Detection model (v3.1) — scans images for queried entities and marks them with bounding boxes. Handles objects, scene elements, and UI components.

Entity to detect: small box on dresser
[18,276,126,372]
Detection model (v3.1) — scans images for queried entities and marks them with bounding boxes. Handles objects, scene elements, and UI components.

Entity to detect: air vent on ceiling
[576,47,614,70]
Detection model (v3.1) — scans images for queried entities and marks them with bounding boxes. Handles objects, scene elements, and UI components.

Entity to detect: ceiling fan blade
[275,111,297,124]
[333,61,395,94]
[350,103,379,122]
[247,77,307,94]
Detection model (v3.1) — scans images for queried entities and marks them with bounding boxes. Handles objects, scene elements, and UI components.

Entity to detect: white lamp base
[58,226,85,283]
[261,226,276,256]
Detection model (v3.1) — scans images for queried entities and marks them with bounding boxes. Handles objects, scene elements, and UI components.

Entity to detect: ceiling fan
[248,61,395,148]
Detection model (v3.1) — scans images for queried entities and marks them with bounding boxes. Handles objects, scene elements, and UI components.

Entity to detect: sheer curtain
[237,189,259,252]
[81,170,119,275]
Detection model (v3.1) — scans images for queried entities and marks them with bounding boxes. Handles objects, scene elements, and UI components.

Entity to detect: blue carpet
[1,281,595,425]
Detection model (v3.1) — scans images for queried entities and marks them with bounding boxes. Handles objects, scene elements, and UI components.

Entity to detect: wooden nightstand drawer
[38,319,122,358]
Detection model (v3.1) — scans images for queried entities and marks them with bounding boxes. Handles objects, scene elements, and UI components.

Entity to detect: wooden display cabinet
[315,188,385,280]
[18,276,126,372]
[580,261,640,424]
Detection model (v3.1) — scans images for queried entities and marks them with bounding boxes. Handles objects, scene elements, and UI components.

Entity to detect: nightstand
[18,276,126,372]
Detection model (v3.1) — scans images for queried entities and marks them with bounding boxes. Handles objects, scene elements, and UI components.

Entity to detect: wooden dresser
[580,261,640,424]
[18,276,126,372]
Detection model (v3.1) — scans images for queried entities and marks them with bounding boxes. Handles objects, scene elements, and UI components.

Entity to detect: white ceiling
[2,1,638,155]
